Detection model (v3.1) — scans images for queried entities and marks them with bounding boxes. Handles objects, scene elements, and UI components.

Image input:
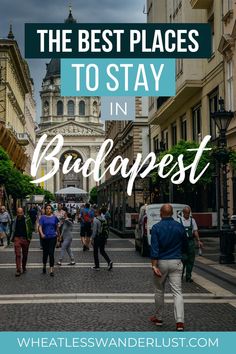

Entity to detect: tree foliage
[89,186,98,204]
[152,140,214,188]
[0,146,54,202]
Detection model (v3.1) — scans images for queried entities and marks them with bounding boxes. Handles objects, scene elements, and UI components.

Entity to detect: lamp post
[211,97,235,264]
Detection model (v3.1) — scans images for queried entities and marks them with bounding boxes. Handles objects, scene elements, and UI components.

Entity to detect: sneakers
[15,271,21,277]
[108,261,113,271]
[91,266,100,271]
[22,268,27,273]
[42,266,46,274]
[68,261,75,265]
[176,322,184,331]
[149,315,163,326]
[57,261,62,266]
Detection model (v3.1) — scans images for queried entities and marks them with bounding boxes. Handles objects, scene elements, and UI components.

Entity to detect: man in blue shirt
[150,204,188,331]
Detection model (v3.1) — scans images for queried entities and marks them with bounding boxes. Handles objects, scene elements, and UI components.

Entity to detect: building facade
[97,97,149,235]
[218,0,236,214]
[0,26,36,173]
[147,0,229,219]
[36,10,105,195]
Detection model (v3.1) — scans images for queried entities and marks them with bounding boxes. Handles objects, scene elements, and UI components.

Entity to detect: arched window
[67,100,74,115]
[93,101,98,116]
[79,100,85,116]
[43,100,49,116]
[57,100,63,115]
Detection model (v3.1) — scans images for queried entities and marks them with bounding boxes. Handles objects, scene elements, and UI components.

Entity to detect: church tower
[36,8,105,195]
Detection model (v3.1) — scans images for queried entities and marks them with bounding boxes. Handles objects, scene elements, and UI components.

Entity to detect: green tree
[90,186,98,204]
[0,146,54,204]
[0,147,13,186]
[33,185,55,203]
[152,140,214,190]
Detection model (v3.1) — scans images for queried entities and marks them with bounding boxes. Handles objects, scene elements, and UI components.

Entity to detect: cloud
[0,0,146,120]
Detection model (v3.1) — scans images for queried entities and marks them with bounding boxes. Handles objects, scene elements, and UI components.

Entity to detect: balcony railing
[17,133,30,146]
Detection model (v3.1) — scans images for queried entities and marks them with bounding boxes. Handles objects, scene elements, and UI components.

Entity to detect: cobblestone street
[0,224,236,331]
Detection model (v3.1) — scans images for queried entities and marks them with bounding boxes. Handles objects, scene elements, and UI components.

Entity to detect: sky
[0,0,146,121]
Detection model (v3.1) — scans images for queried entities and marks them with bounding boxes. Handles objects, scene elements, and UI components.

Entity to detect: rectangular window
[208,16,215,54]
[192,105,202,142]
[171,122,177,146]
[153,137,159,154]
[161,129,168,150]
[176,59,183,76]
[227,60,234,111]
[149,96,154,112]
[225,0,232,13]
[180,115,187,140]
[209,90,218,139]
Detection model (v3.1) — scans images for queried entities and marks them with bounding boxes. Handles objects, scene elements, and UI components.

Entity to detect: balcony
[150,79,202,125]
[17,133,30,146]
[190,0,213,9]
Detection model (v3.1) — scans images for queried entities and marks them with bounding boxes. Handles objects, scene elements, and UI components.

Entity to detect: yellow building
[0,26,36,173]
[218,0,236,214]
[147,0,226,216]
[97,97,149,235]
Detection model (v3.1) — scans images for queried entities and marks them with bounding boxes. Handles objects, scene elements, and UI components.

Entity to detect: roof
[55,187,88,195]
[44,8,77,80]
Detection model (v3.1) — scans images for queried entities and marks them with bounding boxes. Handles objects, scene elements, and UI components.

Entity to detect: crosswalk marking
[0,248,135,252]
[0,262,149,268]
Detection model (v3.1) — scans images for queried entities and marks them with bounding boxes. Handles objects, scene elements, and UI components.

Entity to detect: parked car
[135,203,188,256]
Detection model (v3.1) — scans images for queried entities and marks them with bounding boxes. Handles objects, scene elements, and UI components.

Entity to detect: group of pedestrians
[1,199,202,331]
[8,202,112,277]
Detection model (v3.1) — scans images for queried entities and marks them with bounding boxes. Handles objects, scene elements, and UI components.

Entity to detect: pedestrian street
[0,224,236,331]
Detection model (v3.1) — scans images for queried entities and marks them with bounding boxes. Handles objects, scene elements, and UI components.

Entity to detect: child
[57,212,75,266]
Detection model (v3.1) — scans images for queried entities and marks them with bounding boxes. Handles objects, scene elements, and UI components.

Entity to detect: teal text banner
[61,58,175,96]
[1,332,235,354]
[25,23,211,58]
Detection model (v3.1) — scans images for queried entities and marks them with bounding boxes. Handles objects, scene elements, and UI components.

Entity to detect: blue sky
[0,0,146,120]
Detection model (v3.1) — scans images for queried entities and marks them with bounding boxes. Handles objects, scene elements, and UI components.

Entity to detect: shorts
[0,223,7,233]
[80,222,92,237]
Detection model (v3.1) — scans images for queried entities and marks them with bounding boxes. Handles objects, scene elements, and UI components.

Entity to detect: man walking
[80,203,94,251]
[91,208,112,271]
[11,208,33,277]
[178,206,203,282]
[150,204,188,331]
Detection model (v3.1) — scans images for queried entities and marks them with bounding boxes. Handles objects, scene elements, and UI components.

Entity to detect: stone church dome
[44,7,76,81]
[44,59,60,80]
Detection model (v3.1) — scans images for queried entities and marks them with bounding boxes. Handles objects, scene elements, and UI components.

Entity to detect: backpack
[97,218,109,240]
[83,210,91,223]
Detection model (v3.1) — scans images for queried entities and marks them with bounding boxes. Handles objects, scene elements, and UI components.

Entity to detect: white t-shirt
[179,217,198,232]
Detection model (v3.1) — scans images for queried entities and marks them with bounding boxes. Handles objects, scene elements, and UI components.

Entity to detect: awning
[55,187,88,195]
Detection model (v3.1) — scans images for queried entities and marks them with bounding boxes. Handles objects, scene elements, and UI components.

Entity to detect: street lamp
[211,97,235,264]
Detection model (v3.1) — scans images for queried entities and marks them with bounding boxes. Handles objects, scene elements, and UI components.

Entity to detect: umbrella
[55,187,88,195]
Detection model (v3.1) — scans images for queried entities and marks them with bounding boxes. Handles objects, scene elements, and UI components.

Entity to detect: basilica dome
[44,59,60,80]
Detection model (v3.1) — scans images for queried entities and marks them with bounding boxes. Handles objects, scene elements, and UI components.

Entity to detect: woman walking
[57,212,75,266]
[38,204,60,276]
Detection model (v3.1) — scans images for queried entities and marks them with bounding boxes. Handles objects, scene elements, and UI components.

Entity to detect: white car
[135,203,188,256]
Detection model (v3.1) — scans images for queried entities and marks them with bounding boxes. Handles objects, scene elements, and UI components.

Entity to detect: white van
[135,203,188,256]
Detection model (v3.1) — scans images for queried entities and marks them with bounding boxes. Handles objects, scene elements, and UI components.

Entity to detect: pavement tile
[0,303,235,331]
[0,268,208,294]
